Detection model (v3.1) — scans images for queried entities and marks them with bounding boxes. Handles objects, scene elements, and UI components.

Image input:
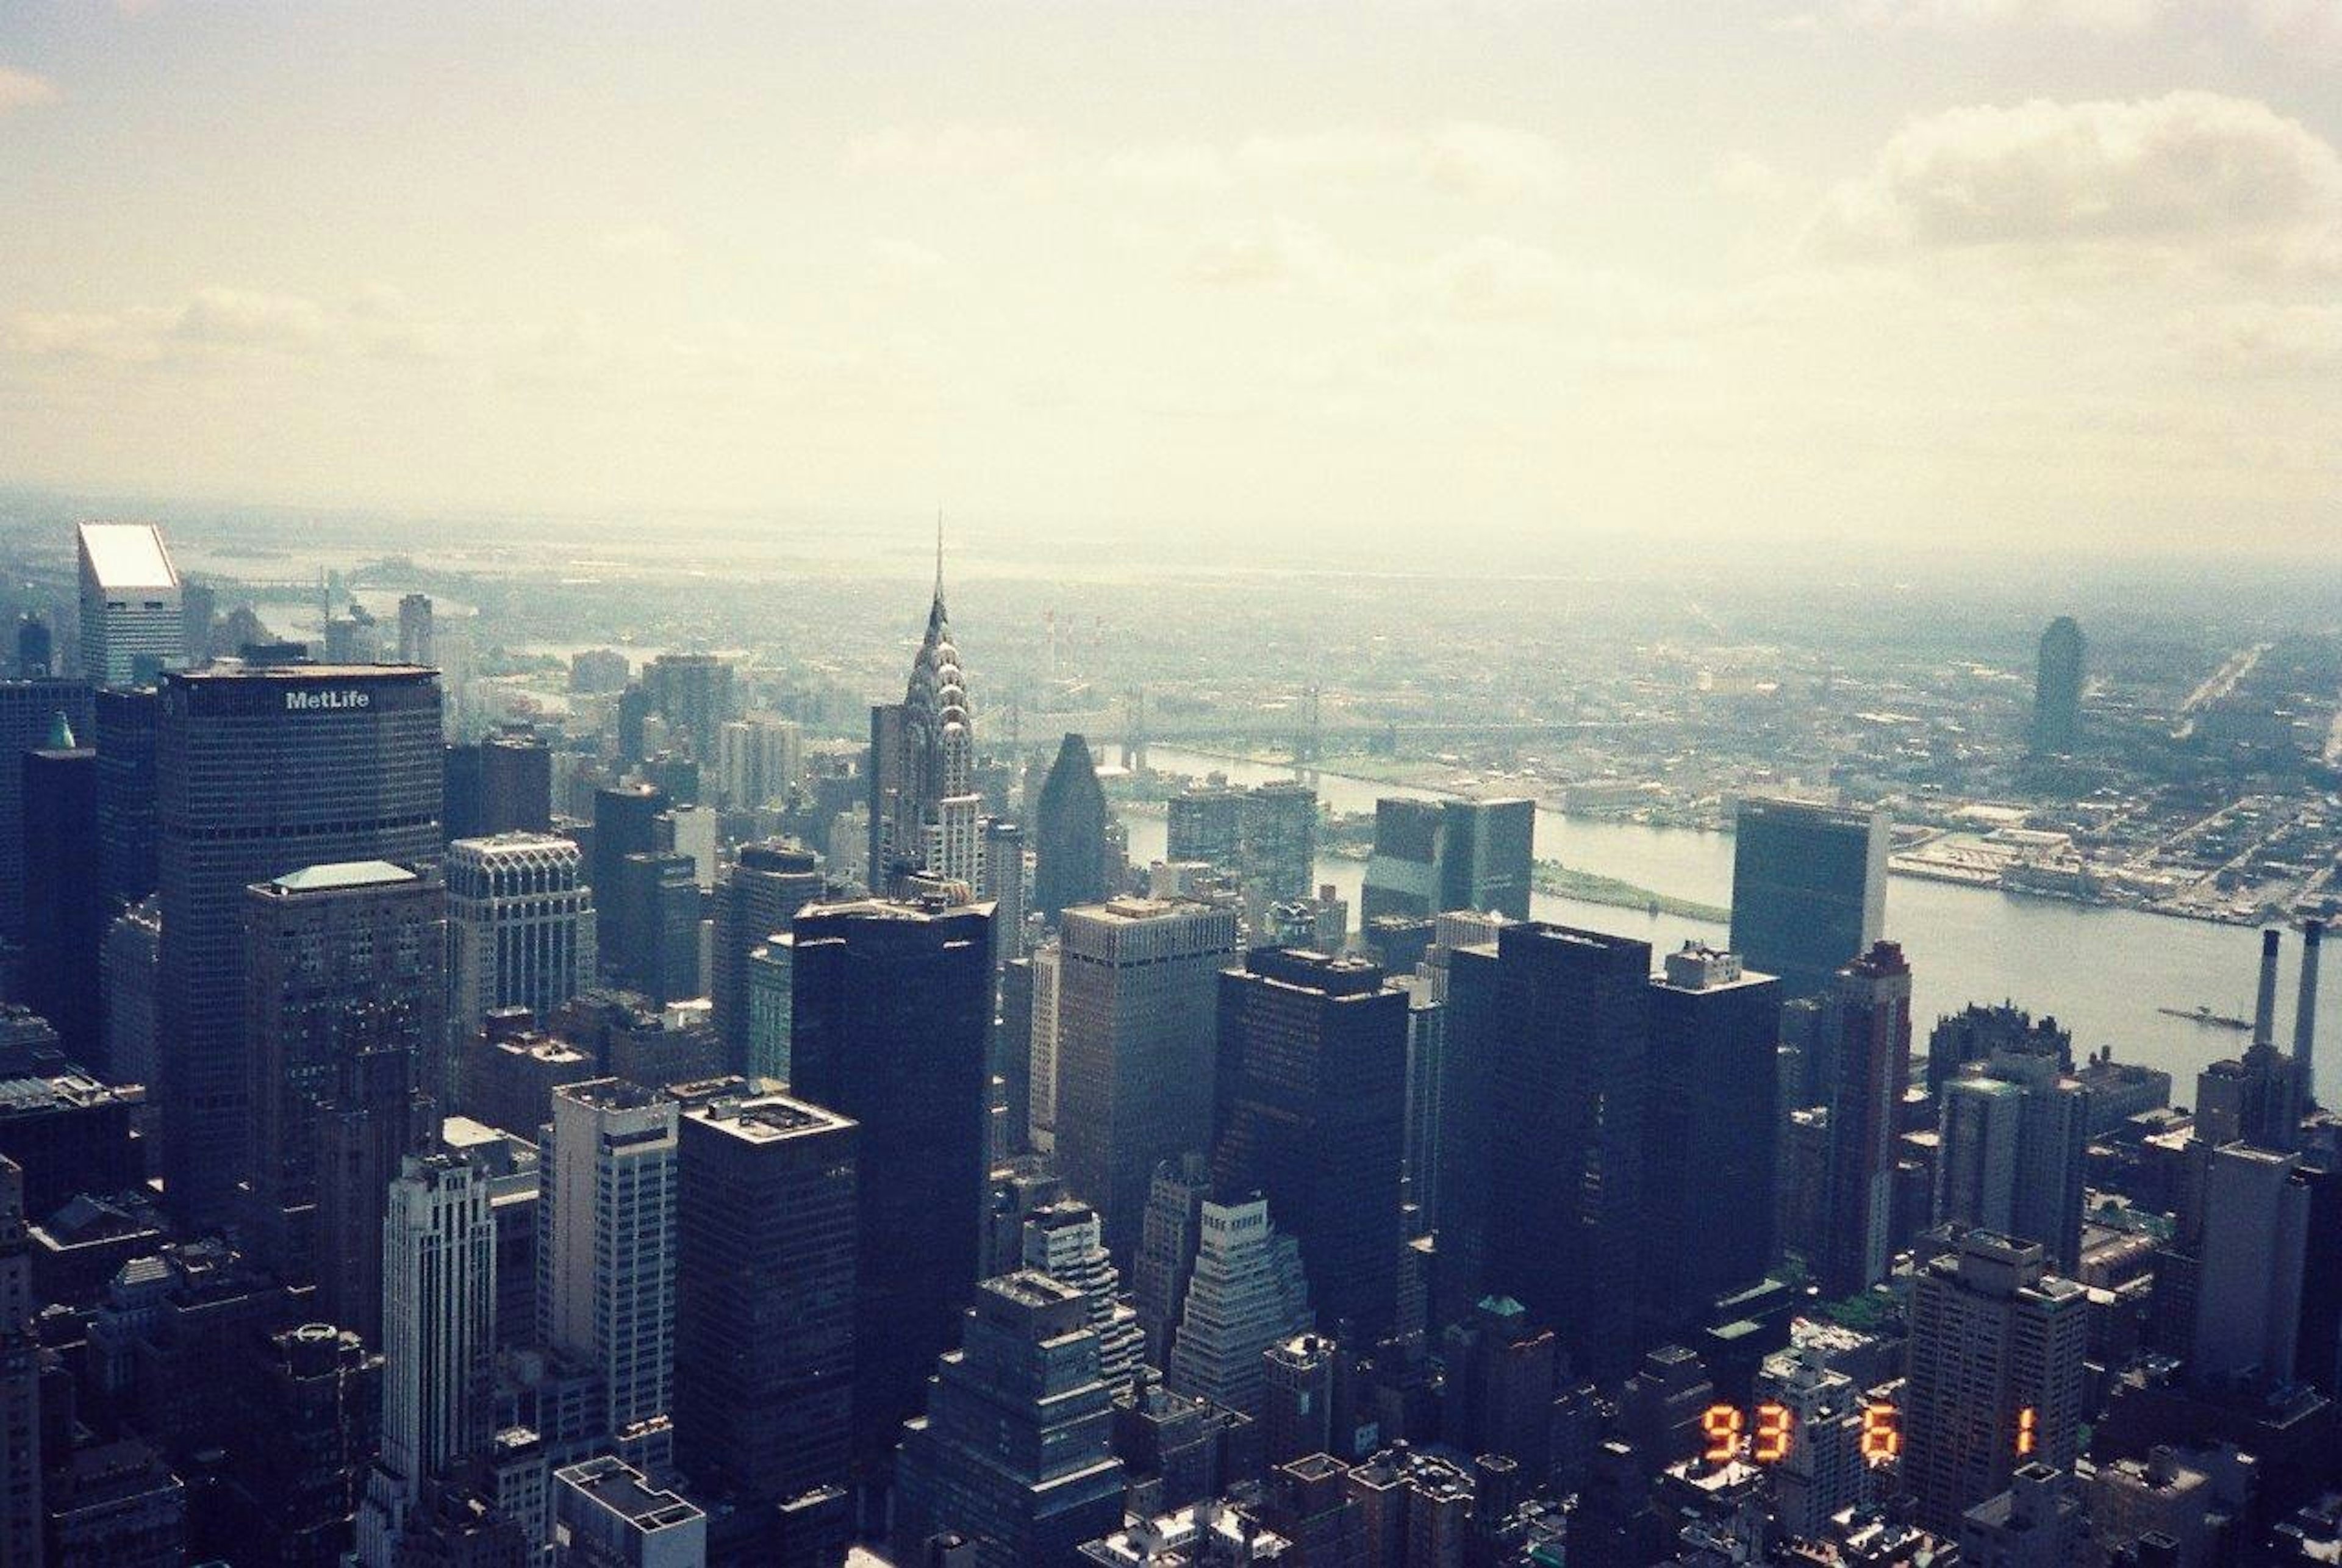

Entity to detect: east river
[1130,748,2342,1098]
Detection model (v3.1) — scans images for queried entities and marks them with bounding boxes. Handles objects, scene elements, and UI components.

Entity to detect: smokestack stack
[2254,928,2282,1050]
[2296,918,2322,1106]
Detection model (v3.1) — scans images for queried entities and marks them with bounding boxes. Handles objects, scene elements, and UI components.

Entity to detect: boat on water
[2155,1003,2253,1032]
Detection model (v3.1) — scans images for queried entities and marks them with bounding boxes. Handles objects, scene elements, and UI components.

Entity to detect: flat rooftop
[259,861,419,895]
[77,523,179,592]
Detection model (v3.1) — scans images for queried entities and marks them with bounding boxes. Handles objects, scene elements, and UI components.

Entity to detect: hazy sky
[2,1,2338,556]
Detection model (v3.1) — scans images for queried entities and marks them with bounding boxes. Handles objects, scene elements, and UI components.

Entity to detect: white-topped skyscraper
[446,832,596,1082]
[76,521,185,685]
[869,540,982,895]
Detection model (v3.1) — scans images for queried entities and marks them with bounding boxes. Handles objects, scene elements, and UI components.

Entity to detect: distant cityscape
[0,510,2331,1566]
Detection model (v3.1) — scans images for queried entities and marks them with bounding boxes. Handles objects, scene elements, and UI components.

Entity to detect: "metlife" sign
[284,689,373,712]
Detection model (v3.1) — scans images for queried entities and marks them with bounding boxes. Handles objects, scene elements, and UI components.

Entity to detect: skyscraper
[445,729,553,841]
[890,1272,1128,1568]
[23,728,102,1062]
[1818,942,1913,1298]
[1132,1151,1214,1370]
[1054,897,1242,1259]
[1727,798,1889,1002]
[609,851,703,1006]
[592,782,667,968]
[673,1082,856,1513]
[1166,785,1244,870]
[1639,943,1782,1343]
[157,661,443,1227]
[2030,616,2085,757]
[642,653,736,764]
[1935,1076,2024,1239]
[1033,733,1109,919]
[397,593,434,667]
[708,840,823,1069]
[1015,1200,1144,1384]
[1239,781,1322,912]
[1212,947,1407,1342]
[869,557,981,893]
[0,675,94,940]
[357,1148,498,1568]
[2189,1142,2311,1389]
[1163,1195,1315,1421]
[787,897,993,1482]
[1451,922,1651,1378]
[540,1079,680,1474]
[76,522,185,686]
[244,859,446,1279]
[1358,797,1533,923]
[0,1158,38,1568]
[446,833,596,1078]
[1902,1233,2088,1531]
[979,818,1026,965]
[1938,1050,2090,1270]
[314,1041,431,1345]
[93,683,159,911]
[714,713,801,811]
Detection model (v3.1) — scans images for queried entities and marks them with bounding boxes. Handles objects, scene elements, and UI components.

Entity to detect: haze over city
[4,1,2341,556]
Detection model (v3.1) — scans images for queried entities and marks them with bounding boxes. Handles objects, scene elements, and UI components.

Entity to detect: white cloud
[1423,235,1569,319]
[1813,91,2342,263]
[2251,0,2342,51]
[1715,152,1793,205]
[843,123,1039,179]
[1837,0,2166,28]
[0,66,60,115]
[1114,122,1561,201]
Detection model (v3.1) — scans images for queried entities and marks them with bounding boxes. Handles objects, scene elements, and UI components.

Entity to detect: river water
[1131,747,2341,1100]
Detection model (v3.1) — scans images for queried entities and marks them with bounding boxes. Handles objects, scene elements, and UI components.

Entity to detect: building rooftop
[554,1456,705,1533]
[77,523,179,592]
[259,860,419,895]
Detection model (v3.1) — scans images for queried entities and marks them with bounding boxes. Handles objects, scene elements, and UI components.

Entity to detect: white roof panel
[77,523,180,592]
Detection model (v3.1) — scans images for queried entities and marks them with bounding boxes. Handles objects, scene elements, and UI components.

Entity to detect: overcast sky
[2,1,2337,558]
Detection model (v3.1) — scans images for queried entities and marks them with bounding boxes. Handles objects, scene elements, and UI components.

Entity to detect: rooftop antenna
[935,509,945,598]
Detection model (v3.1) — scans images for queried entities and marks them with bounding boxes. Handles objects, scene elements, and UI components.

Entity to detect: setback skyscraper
[1033,733,1109,919]
[158,662,443,1227]
[1211,947,1407,1342]
[868,555,981,893]
[1054,897,1242,1260]
[446,833,596,1085]
[1727,797,1888,1002]
[787,897,993,1484]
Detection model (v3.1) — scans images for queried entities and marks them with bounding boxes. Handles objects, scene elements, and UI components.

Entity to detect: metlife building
[157,662,443,1228]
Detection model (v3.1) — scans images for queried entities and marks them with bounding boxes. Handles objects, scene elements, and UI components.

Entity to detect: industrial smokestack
[2296,918,2322,1107]
[2254,927,2282,1050]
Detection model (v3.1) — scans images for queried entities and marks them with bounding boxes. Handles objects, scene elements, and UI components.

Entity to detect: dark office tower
[93,684,159,911]
[1212,948,1407,1342]
[1239,782,1320,909]
[674,1082,856,1517]
[1167,786,1244,869]
[0,1158,38,1568]
[396,593,433,667]
[1727,798,1889,1003]
[1359,797,1532,923]
[643,653,735,763]
[245,861,446,1280]
[1641,944,1782,1344]
[1456,923,1652,1379]
[1818,942,1914,1299]
[23,732,102,1063]
[590,782,665,965]
[890,1272,1127,1568]
[2030,617,2085,757]
[1903,1233,2088,1531]
[477,730,551,834]
[157,664,442,1229]
[711,841,825,1070]
[13,617,49,678]
[181,581,217,665]
[0,676,94,939]
[789,897,994,1484]
[1056,898,1242,1260]
[609,852,701,1005]
[1033,734,1109,920]
[314,1044,431,1346]
[615,684,651,767]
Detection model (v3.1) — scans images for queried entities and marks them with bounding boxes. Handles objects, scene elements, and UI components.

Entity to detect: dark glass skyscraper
[590,781,665,970]
[1727,797,1888,1001]
[2030,616,2085,757]
[1640,943,1782,1344]
[1819,941,1914,1298]
[23,732,101,1064]
[93,684,160,911]
[1033,732,1108,919]
[1359,796,1533,923]
[157,663,442,1228]
[1212,947,1408,1342]
[1453,923,1652,1379]
[675,1081,856,1517]
[0,676,94,940]
[787,897,993,1485]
